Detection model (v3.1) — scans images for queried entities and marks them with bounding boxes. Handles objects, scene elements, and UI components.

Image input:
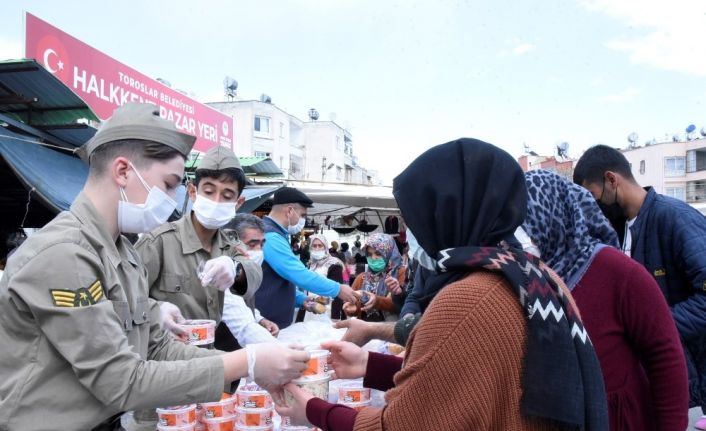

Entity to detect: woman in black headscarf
[277,138,608,431]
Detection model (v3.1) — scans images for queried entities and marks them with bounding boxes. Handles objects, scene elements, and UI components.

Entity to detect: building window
[279,122,285,138]
[254,151,271,158]
[687,180,706,202]
[666,187,686,202]
[254,116,270,134]
[336,136,342,151]
[639,160,645,175]
[687,150,696,173]
[664,157,685,177]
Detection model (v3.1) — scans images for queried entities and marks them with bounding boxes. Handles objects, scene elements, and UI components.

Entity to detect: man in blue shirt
[256,187,357,329]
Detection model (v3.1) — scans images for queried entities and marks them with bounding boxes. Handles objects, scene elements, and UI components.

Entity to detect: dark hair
[573,144,634,186]
[340,242,349,252]
[229,213,265,237]
[194,168,247,194]
[89,139,185,178]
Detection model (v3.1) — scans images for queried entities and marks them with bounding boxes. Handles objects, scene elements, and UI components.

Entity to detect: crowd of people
[0,103,704,430]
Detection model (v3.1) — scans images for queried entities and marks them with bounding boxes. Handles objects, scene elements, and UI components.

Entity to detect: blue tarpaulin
[0,128,281,218]
[0,129,87,213]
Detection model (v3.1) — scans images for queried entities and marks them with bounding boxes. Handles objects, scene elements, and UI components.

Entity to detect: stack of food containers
[284,349,331,406]
[156,404,199,431]
[198,392,238,430]
[233,382,274,431]
[280,349,332,431]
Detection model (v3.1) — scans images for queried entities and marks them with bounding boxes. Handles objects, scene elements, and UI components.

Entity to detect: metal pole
[321,156,326,183]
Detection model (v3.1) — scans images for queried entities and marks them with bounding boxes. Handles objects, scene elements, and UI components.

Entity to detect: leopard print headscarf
[523,169,619,289]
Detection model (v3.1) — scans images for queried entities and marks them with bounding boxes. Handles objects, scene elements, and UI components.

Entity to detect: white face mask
[247,249,264,266]
[118,163,177,234]
[406,228,437,271]
[514,226,541,258]
[288,217,306,235]
[311,250,327,261]
[192,194,236,229]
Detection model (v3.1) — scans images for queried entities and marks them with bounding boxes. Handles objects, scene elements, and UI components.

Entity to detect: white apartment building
[621,137,706,204]
[207,100,380,185]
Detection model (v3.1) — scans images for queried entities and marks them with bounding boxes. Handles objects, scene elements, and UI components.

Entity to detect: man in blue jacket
[574,145,706,422]
[256,187,357,329]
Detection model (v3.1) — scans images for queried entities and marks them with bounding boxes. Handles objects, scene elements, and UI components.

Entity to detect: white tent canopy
[284,181,401,234]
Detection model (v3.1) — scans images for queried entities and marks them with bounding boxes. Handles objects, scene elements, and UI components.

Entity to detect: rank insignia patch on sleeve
[51,281,104,307]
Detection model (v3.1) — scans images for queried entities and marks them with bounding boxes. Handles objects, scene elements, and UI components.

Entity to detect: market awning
[239,157,283,176]
[0,128,86,227]
[0,126,284,228]
[290,182,398,210]
[37,123,97,148]
[0,59,98,127]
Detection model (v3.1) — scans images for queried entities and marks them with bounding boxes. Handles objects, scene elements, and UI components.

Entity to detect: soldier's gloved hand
[159,301,188,341]
[199,256,236,291]
[245,343,310,397]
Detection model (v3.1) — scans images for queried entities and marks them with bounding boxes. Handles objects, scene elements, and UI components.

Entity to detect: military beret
[197,146,242,171]
[272,187,314,208]
[77,103,196,161]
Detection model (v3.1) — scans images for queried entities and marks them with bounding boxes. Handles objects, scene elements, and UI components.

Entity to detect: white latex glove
[159,301,187,341]
[200,256,236,291]
[245,343,310,400]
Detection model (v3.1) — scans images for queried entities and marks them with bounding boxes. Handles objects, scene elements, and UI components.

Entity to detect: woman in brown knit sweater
[277,138,609,430]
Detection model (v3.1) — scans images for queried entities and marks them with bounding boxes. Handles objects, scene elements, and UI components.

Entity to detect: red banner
[25,13,233,152]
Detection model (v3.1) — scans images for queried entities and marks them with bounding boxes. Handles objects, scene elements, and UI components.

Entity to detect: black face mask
[596,181,625,224]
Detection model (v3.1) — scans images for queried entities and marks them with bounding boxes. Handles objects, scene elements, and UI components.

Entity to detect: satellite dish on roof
[223,76,238,100]
[556,141,569,159]
[686,124,697,141]
[260,94,272,103]
[627,132,638,149]
[701,127,706,137]
[673,134,681,143]
[308,108,319,121]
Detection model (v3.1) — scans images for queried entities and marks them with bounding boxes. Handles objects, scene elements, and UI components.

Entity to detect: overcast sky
[1,0,705,183]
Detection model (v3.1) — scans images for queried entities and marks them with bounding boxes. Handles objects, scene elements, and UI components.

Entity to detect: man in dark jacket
[574,144,706,417]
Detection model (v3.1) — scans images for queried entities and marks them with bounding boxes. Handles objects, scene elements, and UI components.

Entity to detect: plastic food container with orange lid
[157,424,196,431]
[301,349,330,378]
[156,404,197,426]
[200,392,236,419]
[235,386,272,409]
[235,407,274,428]
[338,382,371,403]
[201,414,237,431]
[182,319,216,346]
[340,399,372,412]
